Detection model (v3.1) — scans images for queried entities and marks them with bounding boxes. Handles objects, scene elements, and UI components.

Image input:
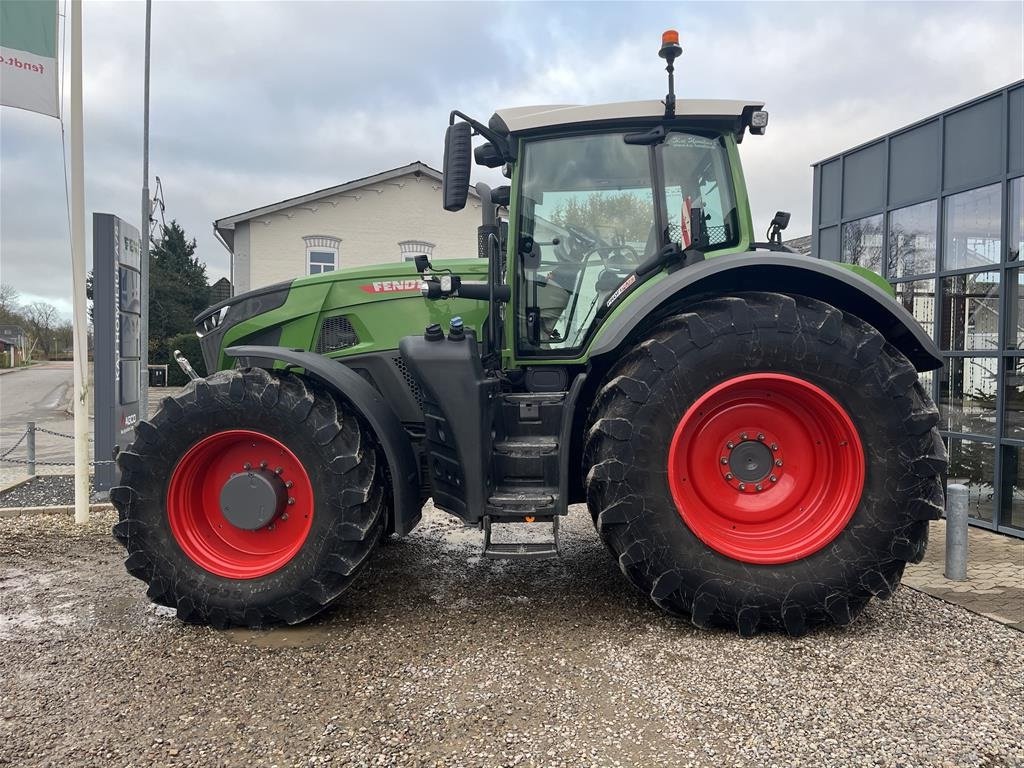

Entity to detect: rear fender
[591,253,942,372]
[226,345,421,536]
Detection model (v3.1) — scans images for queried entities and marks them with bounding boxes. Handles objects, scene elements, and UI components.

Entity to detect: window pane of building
[1011,176,1023,262]
[1003,357,1024,439]
[942,183,1002,270]
[939,356,998,434]
[887,200,937,278]
[947,437,996,523]
[917,369,935,399]
[309,251,336,264]
[841,214,883,274]
[999,446,1024,531]
[894,279,936,339]
[940,271,1000,351]
[1005,267,1024,350]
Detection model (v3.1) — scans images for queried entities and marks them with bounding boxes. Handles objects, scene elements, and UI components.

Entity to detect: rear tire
[584,292,946,635]
[111,368,385,628]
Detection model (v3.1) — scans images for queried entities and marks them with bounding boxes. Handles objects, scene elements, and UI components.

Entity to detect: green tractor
[112,33,946,635]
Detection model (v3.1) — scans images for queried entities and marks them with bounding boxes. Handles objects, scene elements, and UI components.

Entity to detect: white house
[214,162,481,294]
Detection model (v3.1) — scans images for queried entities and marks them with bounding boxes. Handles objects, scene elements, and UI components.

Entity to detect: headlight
[196,306,230,338]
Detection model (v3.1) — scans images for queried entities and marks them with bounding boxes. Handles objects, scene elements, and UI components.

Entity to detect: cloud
[1,1,1021,319]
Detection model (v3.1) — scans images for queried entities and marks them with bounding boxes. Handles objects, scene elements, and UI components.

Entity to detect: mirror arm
[449,110,514,161]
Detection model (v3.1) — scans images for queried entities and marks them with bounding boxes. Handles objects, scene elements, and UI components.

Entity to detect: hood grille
[315,316,359,354]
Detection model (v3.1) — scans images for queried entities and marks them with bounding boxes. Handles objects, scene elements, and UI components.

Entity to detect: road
[0,363,80,484]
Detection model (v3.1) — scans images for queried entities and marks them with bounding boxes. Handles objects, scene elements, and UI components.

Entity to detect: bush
[163,332,207,387]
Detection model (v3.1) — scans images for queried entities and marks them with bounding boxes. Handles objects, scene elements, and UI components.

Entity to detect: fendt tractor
[112,32,947,636]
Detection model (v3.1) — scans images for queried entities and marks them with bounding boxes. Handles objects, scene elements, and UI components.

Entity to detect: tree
[148,220,210,365]
[0,286,20,327]
[549,192,654,246]
[21,301,60,358]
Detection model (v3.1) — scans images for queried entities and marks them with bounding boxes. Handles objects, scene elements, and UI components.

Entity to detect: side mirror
[768,210,791,247]
[442,121,473,212]
[413,254,432,274]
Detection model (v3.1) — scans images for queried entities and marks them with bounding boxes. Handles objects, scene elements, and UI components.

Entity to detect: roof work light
[750,109,769,135]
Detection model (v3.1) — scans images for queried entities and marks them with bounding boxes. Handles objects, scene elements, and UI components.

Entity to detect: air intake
[315,316,359,354]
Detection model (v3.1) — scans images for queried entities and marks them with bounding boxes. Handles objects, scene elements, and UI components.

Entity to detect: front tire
[111,368,385,628]
[584,292,946,635]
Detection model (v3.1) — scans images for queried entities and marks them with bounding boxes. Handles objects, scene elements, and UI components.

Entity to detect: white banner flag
[1,0,59,118]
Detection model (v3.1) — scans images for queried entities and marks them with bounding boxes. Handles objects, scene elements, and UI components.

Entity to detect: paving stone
[904,520,1024,629]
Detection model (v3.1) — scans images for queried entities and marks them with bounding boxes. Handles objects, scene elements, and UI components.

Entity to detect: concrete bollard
[945,483,969,581]
[26,421,36,478]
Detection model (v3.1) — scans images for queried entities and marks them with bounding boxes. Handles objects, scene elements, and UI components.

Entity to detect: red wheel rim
[166,429,314,579]
[667,373,864,564]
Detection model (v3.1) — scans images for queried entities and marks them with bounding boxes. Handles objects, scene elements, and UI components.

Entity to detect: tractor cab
[430,31,770,365]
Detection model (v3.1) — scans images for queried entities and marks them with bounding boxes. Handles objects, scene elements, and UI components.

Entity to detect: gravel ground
[1,503,1022,768]
[0,474,90,508]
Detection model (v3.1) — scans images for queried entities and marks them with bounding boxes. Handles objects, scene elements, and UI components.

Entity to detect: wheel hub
[220,469,287,531]
[718,430,784,493]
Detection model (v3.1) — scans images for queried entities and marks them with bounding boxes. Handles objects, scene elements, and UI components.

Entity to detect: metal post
[139,0,152,420]
[945,483,969,581]
[26,422,36,478]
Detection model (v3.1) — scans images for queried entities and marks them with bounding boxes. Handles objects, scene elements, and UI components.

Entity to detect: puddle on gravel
[0,567,89,639]
[222,623,339,649]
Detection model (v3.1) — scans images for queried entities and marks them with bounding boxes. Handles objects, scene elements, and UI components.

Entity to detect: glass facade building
[812,80,1024,537]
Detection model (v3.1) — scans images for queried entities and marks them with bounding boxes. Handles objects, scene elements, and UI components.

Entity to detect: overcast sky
[1,0,1022,318]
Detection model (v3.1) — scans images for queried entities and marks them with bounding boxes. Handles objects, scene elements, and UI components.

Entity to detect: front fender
[591,254,942,372]
[225,345,421,536]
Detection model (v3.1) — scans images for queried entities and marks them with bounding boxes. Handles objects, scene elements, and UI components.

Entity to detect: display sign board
[93,213,144,492]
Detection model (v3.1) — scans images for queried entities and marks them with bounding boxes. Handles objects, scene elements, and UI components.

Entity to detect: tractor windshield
[515,129,739,354]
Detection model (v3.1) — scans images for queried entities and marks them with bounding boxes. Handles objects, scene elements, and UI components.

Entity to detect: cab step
[492,436,559,457]
[487,485,557,512]
[483,515,560,560]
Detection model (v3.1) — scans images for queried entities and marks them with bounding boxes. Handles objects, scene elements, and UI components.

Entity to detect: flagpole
[70,0,90,524]
[140,0,152,416]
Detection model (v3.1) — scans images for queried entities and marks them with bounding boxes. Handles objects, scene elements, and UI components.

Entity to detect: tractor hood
[195,258,490,373]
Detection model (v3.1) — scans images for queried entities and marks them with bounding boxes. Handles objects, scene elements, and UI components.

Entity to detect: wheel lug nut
[243,463,252,470]
[287,497,295,506]
[757,433,765,441]
[775,459,783,467]
[725,473,733,480]
[740,433,748,440]
[727,442,735,449]
[755,483,763,491]
[770,444,778,451]
[770,474,778,482]
[285,480,294,489]
[720,457,728,465]
[275,467,283,475]
[738,483,746,491]
[281,513,289,521]
[260,461,268,469]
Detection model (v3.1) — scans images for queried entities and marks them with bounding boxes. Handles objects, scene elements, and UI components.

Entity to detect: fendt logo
[360,280,421,294]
